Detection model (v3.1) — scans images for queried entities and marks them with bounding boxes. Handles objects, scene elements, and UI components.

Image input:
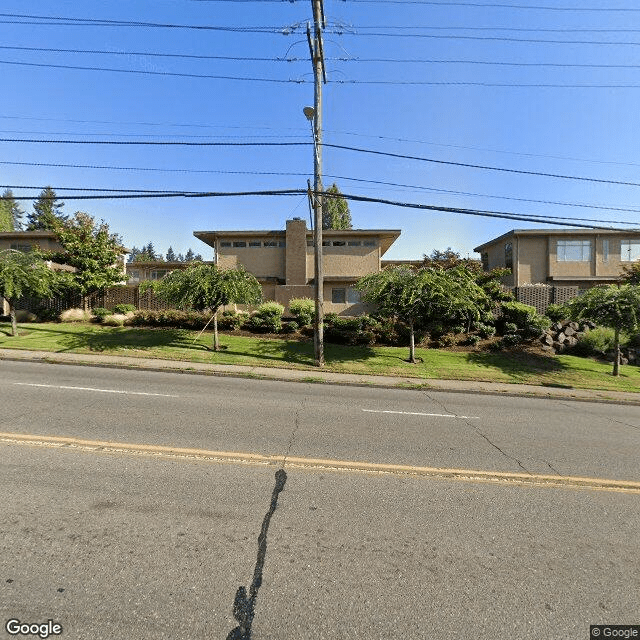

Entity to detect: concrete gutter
[1,347,639,406]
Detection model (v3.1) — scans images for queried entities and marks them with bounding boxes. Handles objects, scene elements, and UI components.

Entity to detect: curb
[2,349,640,406]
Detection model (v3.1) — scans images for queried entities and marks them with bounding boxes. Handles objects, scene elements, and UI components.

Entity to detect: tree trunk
[408,320,416,364]
[9,300,17,336]
[613,327,620,377]
[213,310,220,352]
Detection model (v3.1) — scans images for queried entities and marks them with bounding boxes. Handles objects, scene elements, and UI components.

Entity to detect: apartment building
[474,228,640,288]
[193,218,401,315]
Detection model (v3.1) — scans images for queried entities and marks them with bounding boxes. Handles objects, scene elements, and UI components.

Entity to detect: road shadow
[227,469,287,640]
[466,349,568,381]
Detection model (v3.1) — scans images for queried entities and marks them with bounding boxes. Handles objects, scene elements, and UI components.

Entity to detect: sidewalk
[1,347,639,405]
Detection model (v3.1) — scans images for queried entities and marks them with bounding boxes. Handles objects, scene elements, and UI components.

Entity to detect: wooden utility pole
[307,0,327,367]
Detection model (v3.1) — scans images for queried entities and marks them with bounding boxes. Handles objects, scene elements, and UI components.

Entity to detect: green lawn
[1,322,640,393]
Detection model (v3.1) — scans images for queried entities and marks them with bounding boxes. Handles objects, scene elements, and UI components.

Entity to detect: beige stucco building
[193,218,401,315]
[474,228,640,288]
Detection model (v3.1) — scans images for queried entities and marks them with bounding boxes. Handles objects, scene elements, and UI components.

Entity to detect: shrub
[503,322,519,334]
[500,301,538,328]
[435,333,457,348]
[131,309,211,329]
[571,327,628,357]
[15,310,37,322]
[92,307,112,322]
[545,303,567,322]
[33,306,60,322]
[113,303,136,314]
[522,314,551,339]
[102,313,128,327]
[288,298,315,326]
[464,334,481,346]
[477,324,496,338]
[281,320,299,334]
[218,310,247,330]
[502,333,522,347]
[60,308,91,322]
[451,325,466,335]
[247,302,285,333]
[324,315,376,345]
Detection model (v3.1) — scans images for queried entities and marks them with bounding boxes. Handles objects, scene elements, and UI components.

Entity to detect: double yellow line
[1,431,639,494]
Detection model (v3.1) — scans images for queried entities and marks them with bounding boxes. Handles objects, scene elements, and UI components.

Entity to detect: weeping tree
[356,265,489,363]
[0,249,58,336]
[142,263,262,351]
[567,284,640,376]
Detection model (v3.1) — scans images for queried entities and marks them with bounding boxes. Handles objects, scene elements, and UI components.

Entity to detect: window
[331,288,346,304]
[504,243,513,269]
[249,241,261,247]
[10,243,31,252]
[557,239,591,262]
[263,241,278,247]
[307,240,314,247]
[220,241,231,248]
[347,288,360,303]
[332,240,345,246]
[128,269,140,282]
[620,240,640,262]
[481,252,489,270]
[279,241,286,247]
[150,270,170,280]
[233,241,246,248]
[322,240,331,247]
[347,241,361,247]
[602,239,609,263]
[363,240,376,247]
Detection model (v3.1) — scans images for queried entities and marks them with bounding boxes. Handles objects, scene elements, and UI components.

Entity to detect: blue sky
[2,0,640,261]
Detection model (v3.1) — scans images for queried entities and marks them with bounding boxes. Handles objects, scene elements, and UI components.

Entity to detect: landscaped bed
[1,321,639,393]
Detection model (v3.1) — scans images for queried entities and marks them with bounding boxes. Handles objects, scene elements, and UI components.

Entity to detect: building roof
[0,230,58,240]
[194,228,402,256]
[473,227,640,253]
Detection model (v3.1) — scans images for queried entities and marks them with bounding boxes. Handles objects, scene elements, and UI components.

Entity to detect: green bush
[218,310,247,330]
[281,320,299,334]
[571,327,628,357]
[435,333,457,348]
[502,333,522,347]
[247,302,285,333]
[545,303,568,322]
[523,314,551,339]
[34,306,60,322]
[92,307,112,322]
[113,303,136,314]
[477,324,496,338]
[324,315,377,345]
[288,298,315,326]
[131,309,211,329]
[464,334,481,346]
[503,322,518,334]
[500,301,538,328]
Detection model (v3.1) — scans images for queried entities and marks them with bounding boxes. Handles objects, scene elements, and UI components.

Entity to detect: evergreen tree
[176,253,185,262]
[0,189,24,230]
[166,246,177,262]
[127,246,141,263]
[184,248,195,262]
[322,183,352,230]
[26,187,66,230]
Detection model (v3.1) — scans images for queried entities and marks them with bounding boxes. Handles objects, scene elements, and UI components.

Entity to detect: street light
[303,105,324,367]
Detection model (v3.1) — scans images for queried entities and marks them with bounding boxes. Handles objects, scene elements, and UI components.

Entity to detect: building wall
[285,219,307,285]
[306,244,380,279]
[217,241,286,280]
[517,236,548,285]
[0,236,62,253]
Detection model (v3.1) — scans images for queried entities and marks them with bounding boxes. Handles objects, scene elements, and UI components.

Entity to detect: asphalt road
[1,361,639,639]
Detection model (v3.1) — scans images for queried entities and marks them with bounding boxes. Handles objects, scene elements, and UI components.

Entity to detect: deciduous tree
[356,266,489,363]
[567,284,640,376]
[142,263,262,351]
[49,212,126,311]
[0,249,58,335]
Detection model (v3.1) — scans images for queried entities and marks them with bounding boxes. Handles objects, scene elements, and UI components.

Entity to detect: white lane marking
[362,409,480,419]
[13,382,181,398]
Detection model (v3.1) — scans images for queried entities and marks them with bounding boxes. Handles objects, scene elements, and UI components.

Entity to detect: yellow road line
[1,431,639,494]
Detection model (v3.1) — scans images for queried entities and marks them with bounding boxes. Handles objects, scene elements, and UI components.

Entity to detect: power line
[0,13,295,32]
[4,138,640,187]
[4,162,640,216]
[0,45,305,63]
[3,45,640,69]
[0,60,307,83]
[0,188,630,229]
